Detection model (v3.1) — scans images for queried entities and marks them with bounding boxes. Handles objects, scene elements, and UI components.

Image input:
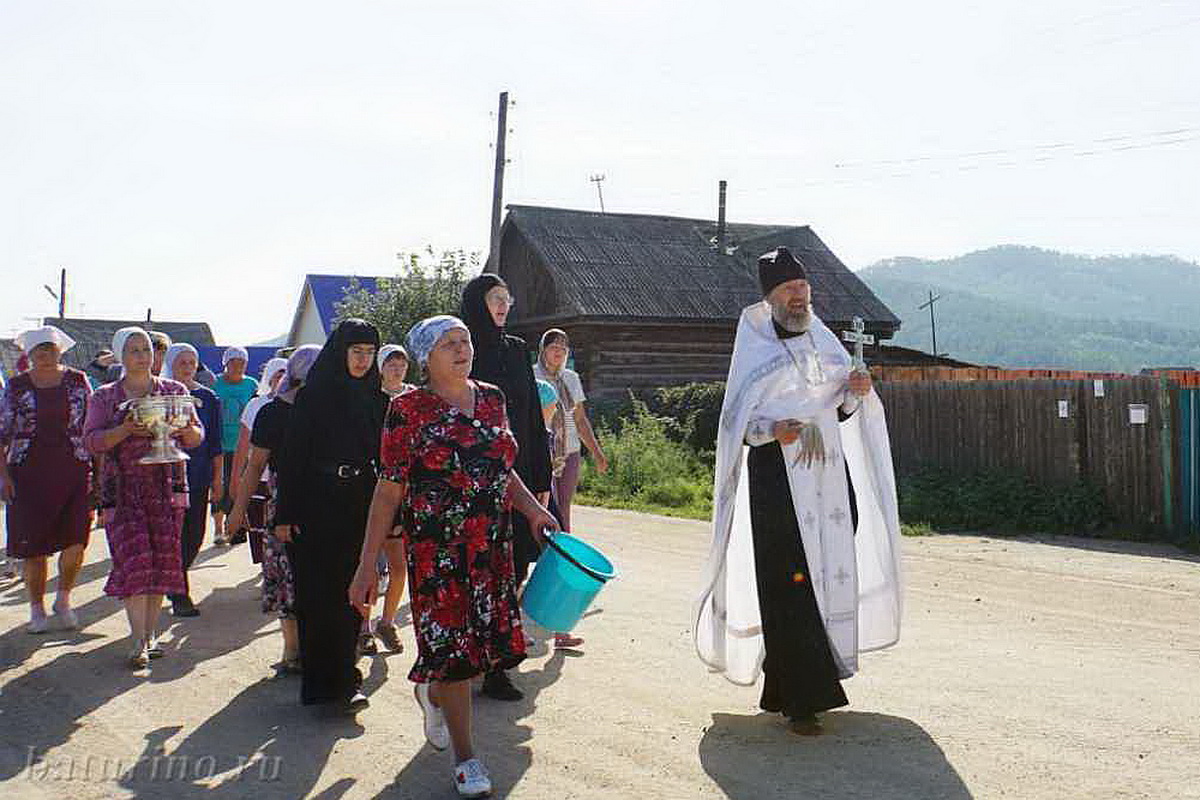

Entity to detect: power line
[832,126,1200,170]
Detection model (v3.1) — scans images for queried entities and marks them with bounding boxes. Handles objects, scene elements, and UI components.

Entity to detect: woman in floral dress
[0,325,92,634]
[84,327,203,669]
[350,315,557,799]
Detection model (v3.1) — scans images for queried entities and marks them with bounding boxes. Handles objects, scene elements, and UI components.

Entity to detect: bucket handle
[541,530,613,583]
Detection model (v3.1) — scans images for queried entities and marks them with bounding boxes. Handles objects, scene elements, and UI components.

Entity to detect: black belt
[315,460,377,480]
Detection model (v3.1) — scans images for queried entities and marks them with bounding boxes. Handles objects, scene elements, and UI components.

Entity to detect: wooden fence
[875,377,1170,530]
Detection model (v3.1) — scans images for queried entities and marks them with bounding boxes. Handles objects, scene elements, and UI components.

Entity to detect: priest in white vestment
[694,247,903,735]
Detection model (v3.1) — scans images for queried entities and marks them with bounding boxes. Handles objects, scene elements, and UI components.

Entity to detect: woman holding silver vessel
[83,326,204,669]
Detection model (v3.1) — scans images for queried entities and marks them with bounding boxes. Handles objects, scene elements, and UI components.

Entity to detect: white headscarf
[162,343,199,382]
[278,344,321,402]
[406,315,468,367]
[112,327,151,361]
[222,346,249,367]
[377,344,409,370]
[257,357,289,396]
[111,326,151,378]
[16,325,76,355]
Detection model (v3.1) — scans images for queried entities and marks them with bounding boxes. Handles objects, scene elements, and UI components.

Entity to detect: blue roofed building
[286,274,382,346]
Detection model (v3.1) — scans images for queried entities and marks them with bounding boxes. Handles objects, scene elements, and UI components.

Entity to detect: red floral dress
[381,381,526,683]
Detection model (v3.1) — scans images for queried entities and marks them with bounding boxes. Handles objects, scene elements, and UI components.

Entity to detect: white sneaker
[51,607,79,631]
[414,683,450,751]
[453,758,491,798]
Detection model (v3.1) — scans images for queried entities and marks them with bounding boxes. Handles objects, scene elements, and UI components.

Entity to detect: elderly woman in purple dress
[84,327,203,669]
[0,326,93,634]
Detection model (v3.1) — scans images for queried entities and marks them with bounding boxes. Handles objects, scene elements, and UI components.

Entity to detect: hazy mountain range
[857,246,1200,372]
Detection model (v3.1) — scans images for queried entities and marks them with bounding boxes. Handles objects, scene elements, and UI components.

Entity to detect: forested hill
[857,246,1200,372]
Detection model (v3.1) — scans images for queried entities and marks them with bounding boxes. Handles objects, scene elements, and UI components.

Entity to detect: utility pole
[488,91,510,268]
[589,173,606,213]
[918,290,942,357]
[43,268,66,319]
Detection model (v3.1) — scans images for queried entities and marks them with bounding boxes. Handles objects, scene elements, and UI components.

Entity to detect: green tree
[335,247,480,347]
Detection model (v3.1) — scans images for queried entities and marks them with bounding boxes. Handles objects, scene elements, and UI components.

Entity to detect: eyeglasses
[486,294,515,308]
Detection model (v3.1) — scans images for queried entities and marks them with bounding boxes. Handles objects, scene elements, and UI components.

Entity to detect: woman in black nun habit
[273,319,388,713]
[460,274,552,702]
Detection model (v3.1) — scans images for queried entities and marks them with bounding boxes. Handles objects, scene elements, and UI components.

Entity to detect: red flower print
[422,445,454,471]
[463,513,490,543]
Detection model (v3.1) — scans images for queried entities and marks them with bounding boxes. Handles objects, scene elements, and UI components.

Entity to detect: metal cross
[842,316,874,372]
[829,507,848,526]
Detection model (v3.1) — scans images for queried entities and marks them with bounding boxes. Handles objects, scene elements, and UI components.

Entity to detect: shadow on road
[371,649,570,799]
[0,574,272,782]
[699,711,973,800]
[115,676,365,800]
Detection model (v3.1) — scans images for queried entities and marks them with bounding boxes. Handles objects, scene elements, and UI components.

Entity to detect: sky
[2,1,1197,344]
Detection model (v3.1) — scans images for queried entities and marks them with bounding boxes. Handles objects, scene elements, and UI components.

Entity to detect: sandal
[275,657,303,675]
[553,633,584,649]
[127,642,150,669]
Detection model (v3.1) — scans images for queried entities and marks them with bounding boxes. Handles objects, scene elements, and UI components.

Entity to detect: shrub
[638,477,699,507]
[898,466,1110,534]
[590,381,726,458]
[576,398,713,519]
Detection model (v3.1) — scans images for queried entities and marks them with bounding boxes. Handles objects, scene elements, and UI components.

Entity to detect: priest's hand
[772,419,805,445]
[848,369,872,397]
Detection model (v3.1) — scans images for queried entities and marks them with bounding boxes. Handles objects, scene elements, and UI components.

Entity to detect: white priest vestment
[694,301,903,692]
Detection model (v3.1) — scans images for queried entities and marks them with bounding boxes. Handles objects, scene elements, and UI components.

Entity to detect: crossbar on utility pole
[589,173,606,213]
[918,290,942,357]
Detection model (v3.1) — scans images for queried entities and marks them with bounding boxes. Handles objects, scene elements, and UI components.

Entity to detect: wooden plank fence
[875,377,1169,530]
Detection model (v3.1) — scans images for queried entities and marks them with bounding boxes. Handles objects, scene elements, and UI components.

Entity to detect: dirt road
[2,507,1197,799]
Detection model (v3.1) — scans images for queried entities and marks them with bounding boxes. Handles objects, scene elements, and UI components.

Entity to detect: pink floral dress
[84,378,197,599]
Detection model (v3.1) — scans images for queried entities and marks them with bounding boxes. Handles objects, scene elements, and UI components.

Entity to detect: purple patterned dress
[84,379,195,599]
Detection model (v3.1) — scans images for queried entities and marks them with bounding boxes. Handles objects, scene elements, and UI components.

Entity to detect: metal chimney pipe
[716,180,727,248]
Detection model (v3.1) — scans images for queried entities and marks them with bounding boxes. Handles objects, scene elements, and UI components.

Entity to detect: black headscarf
[306,318,382,397]
[458,273,551,495]
[460,273,507,353]
[295,318,385,467]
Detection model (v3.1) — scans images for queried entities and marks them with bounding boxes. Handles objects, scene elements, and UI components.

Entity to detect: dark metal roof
[501,205,900,333]
[42,317,216,369]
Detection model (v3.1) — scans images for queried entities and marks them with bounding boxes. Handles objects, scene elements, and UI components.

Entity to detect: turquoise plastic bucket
[521,532,617,633]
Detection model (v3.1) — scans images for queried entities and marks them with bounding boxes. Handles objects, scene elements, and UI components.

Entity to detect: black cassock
[745,321,857,719]
[274,321,387,706]
[461,275,552,585]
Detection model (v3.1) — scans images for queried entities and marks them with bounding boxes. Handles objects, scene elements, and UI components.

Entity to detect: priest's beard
[770,300,811,333]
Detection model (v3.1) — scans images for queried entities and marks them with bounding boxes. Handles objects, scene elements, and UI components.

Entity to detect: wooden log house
[495,205,903,397]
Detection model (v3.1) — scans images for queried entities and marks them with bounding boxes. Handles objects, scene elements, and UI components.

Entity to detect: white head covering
[162,343,199,382]
[112,326,151,360]
[15,325,76,355]
[256,357,289,396]
[406,315,468,367]
[111,326,151,377]
[377,344,409,370]
[278,344,321,402]
[222,346,249,366]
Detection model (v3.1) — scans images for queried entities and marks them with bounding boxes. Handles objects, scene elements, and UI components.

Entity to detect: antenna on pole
[917,290,943,357]
[589,173,606,213]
